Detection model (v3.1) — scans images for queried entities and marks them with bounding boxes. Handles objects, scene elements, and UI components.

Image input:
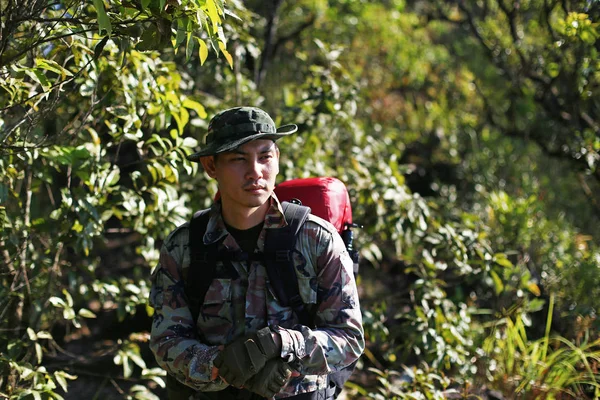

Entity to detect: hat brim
[186,124,298,162]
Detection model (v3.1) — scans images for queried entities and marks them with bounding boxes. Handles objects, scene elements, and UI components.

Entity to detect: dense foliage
[1,0,599,399]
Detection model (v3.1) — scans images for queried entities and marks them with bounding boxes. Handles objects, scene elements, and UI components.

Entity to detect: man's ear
[200,156,217,178]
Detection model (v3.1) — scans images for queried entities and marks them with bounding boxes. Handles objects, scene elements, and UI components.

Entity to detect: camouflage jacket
[149,195,364,398]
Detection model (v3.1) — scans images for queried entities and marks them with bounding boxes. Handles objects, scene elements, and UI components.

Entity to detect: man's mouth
[244,185,266,192]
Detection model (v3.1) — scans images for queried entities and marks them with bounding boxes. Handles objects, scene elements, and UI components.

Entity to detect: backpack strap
[186,208,216,326]
[264,201,313,327]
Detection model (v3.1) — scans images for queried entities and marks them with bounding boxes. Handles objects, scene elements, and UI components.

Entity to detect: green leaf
[63,308,76,320]
[205,0,221,32]
[493,253,513,268]
[35,59,73,77]
[17,390,33,400]
[182,98,207,118]
[78,308,97,318]
[141,0,151,10]
[92,0,112,36]
[179,107,189,132]
[185,31,195,61]
[197,38,209,65]
[490,270,504,295]
[172,110,184,134]
[25,68,50,89]
[124,358,132,378]
[36,331,53,339]
[547,62,560,78]
[527,282,541,296]
[175,18,188,50]
[35,343,43,364]
[94,36,109,59]
[54,372,68,392]
[129,352,147,369]
[218,41,233,69]
[106,105,130,119]
[105,167,120,187]
[48,297,66,307]
[27,327,37,341]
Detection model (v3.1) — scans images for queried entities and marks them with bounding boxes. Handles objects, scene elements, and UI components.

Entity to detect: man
[149,107,364,400]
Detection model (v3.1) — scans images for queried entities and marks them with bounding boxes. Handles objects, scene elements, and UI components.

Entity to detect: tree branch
[497,0,529,69]
[0,27,97,66]
[17,167,32,298]
[256,0,284,87]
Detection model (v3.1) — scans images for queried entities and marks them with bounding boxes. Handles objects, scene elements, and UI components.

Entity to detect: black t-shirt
[225,222,264,255]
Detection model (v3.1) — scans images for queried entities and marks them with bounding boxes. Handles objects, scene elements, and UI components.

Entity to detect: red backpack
[274,177,353,233]
[274,177,359,274]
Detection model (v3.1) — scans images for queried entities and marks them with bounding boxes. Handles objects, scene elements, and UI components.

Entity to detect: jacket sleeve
[272,221,365,376]
[149,228,228,391]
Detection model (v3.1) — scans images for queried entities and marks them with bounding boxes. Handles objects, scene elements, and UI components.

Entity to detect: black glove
[245,358,293,398]
[214,327,279,387]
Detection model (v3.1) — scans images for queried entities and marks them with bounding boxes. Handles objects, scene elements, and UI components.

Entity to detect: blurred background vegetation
[1,0,599,399]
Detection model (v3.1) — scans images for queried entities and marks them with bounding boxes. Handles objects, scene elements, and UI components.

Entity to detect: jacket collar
[203,194,288,250]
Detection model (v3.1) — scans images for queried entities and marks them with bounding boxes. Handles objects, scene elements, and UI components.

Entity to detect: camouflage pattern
[186,107,298,160]
[149,195,364,398]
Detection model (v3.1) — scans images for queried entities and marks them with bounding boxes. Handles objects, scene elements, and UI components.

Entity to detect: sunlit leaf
[35,59,73,78]
[218,41,233,69]
[205,0,221,32]
[527,282,541,296]
[27,327,37,341]
[197,38,209,65]
[78,308,97,319]
[182,98,207,118]
[490,270,504,295]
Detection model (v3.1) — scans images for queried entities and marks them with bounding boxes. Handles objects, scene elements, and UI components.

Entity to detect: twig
[17,167,32,298]
[110,378,126,395]
[45,182,56,208]
[0,28,97,66]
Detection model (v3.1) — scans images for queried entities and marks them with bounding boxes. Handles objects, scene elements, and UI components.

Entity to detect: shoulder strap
[186,209,215,325]
[264,201,313,327]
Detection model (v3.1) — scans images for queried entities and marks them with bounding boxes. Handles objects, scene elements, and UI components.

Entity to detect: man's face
[202,139,280,212]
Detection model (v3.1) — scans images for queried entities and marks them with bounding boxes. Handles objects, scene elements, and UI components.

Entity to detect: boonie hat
[187,106,298,161]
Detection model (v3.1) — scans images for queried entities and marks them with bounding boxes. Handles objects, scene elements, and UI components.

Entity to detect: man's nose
[245,159,263,180]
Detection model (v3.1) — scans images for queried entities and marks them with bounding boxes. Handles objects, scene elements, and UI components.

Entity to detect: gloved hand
[245,359,292,398]
[214,327,279,387]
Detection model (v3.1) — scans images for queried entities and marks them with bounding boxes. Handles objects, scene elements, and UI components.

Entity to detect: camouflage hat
[187,106,298,161]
